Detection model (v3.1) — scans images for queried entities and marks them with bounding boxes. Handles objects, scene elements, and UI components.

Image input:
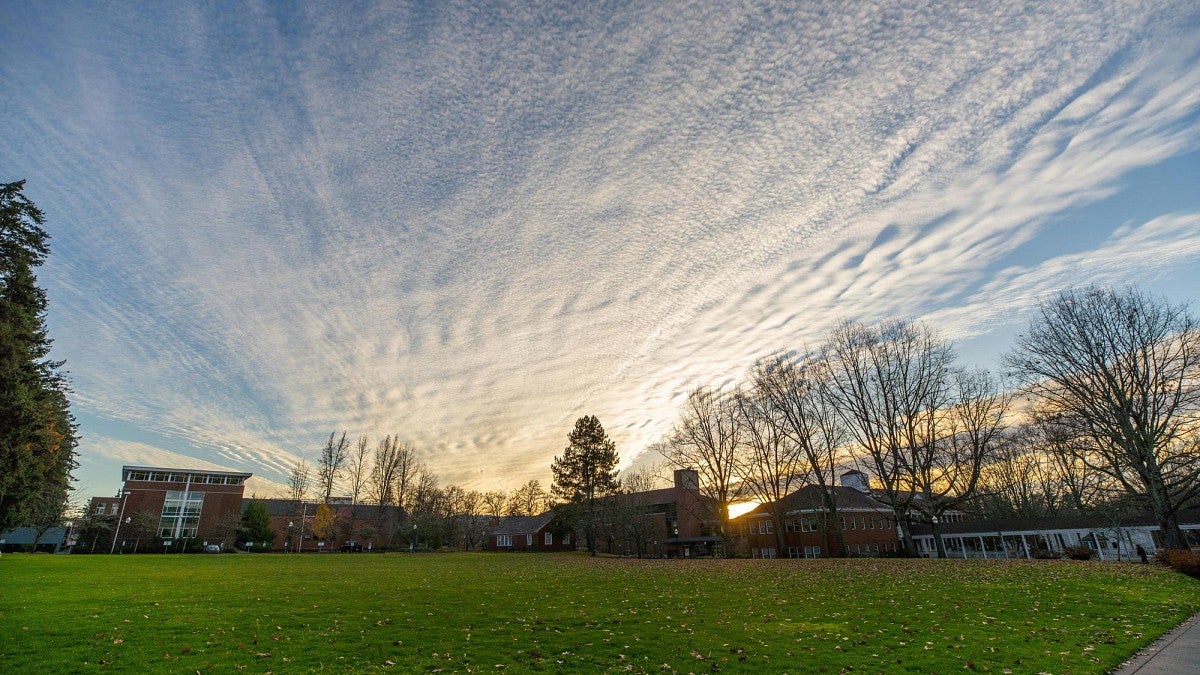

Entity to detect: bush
[1154,550,1200,578]
[1064,545,1097,561]
[1032,549,1060,560]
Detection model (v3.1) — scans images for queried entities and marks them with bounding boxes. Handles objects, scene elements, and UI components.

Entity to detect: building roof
[489,512,557,536]
[738,485,893,519]
[909,509,1200,536]
[123,465,252,480]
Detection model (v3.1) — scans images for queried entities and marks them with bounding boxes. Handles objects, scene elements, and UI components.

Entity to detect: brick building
[486,512,575,551]
[89,465,252,551]
[732,473,901,559]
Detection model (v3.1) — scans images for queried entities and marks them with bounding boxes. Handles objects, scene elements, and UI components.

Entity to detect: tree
[457,490,490,550]
[1005,286,1200,550]
[287,460,311,506]
[658,386,741,555]
[506,479,549,516]
[0,180,78,531]
[240,500,276,550]
[732,386,804,554]
[214,511,243,550]
[346,434,371,505]
[752,352,850,556]
[312,502,336,543]
[125,509,158,553]
[822,319,996,557]
[316,431,350,503]
[551,415,620,555]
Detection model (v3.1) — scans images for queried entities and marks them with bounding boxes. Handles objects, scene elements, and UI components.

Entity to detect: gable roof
[737,485,892,518]
[489,512,557,536]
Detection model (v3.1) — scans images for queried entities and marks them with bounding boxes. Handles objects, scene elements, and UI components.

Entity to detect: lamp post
[288,521,294,553]
[410,524,417,553]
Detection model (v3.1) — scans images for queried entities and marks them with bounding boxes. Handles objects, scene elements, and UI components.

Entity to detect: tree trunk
[932,522,947,558]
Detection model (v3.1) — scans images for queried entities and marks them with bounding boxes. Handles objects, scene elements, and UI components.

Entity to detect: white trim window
[497,534,512,547]
[526,533,533,546]
[545,532,553,545]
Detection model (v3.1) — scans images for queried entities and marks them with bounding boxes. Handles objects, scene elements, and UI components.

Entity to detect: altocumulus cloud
[2,1,1199,495]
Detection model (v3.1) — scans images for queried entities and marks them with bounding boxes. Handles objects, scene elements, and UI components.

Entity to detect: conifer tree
[551,415,619,555]
[0,180,77,531]
[240,500,276,549]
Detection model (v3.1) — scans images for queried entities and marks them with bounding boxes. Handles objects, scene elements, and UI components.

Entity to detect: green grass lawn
[1,553,1197,673]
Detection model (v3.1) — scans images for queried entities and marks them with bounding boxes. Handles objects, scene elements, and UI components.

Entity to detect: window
[840,516,846,531]
[158,490,204,538]
[850,516,856,530]
[497,534,512,547]
[788,546,802,558]
[526,533,533,546]
[868,517,874,529]
[95,504,105,515]
[545,532,553,545]
[802,518,816,532]
[758,521,767,535]
[761,547,777,559]
[854,544,861,555]
[805,546,821,559]
[860,516,866,529]
[785,519,797,533]
[765,521,774,534]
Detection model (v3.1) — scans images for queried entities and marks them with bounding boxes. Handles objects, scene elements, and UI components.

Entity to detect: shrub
[1032,549,1060,560]
[1154,550,1200,578]
[1064,545,1097,561]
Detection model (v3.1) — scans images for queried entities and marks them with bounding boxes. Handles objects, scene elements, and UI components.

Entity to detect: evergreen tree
[0,180,77,531]
[551,415,619,555]
[240,500,276,549]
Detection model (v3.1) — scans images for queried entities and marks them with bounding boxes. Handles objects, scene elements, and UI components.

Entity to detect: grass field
[2,553,1197,673]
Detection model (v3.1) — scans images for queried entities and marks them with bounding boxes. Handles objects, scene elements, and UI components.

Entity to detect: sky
[3,1,1200,501]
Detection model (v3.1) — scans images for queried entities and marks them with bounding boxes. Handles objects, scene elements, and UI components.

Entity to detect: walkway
[1111,609,1200,674]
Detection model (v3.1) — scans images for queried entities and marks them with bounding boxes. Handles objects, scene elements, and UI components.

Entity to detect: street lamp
[288,521,294,553]
[410,524,417,553]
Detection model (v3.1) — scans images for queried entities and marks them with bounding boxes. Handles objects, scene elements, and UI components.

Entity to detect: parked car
[341,541,363,552]
[203,544,221,554]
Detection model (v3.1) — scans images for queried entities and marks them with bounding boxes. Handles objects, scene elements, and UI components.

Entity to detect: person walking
[1136,544,1149,564]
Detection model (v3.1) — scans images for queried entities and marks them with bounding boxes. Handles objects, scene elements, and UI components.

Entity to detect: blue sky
[3,2,1199,500]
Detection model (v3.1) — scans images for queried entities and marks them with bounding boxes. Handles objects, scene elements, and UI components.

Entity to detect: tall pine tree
[0,180,77,531]
[551,415,619,555]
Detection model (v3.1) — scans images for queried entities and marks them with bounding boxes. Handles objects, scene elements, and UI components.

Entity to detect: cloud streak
[2,1,1199,496]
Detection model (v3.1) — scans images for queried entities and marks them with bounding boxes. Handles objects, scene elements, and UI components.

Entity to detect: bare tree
[457,490,490,550]
[908,369,1009,555]
[659,386,742,555]
[731,386,804,554]
[316,431,350,504]
[506,479,549,516]
[752,352,850,556]
[287,460,311,506]
[346,434,371,505]
[822,319,954,555]
[368,435,402,544]
[1006,286,1200,550]
[482,491,508,525]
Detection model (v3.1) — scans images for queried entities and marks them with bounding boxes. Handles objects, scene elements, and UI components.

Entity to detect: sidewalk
[1110,609,1200,674]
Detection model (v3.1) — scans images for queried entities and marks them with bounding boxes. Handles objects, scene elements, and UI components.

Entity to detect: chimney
[674,468,699,491]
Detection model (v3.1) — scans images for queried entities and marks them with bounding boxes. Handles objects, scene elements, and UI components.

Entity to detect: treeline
[279,432,562,551]
[657,285,1200,556]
